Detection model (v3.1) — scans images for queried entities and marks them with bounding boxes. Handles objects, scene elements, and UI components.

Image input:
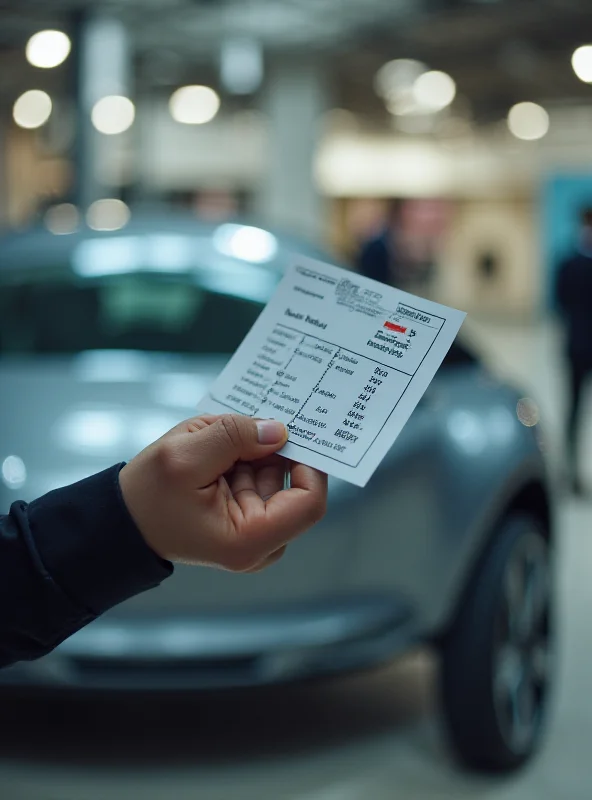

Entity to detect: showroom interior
[2,0,592,797]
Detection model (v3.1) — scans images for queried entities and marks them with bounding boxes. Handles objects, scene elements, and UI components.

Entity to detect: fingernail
[256,419,287,445]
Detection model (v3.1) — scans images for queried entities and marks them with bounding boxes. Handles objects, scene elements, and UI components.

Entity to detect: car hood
[0,351,227,502]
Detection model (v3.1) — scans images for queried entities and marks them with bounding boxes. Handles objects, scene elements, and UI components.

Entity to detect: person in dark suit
[356,200,403,287]
[556,208,592,495]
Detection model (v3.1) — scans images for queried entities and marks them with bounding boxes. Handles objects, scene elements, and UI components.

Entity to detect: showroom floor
[2,319,592,800]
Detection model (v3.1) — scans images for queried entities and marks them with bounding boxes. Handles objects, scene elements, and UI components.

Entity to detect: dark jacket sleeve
[0,464,173,668]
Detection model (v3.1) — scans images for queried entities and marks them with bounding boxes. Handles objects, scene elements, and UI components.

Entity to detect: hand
[119,414,328,572]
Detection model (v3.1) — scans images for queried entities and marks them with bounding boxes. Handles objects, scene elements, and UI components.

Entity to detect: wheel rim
[493,529,551,755]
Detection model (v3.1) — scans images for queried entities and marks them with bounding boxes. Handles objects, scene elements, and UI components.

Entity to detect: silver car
[0,213,554,772]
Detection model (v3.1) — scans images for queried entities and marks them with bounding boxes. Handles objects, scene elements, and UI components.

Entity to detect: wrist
[118,460,169,562]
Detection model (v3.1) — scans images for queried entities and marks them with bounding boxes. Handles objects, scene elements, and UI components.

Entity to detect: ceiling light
[13,90,52,129]
[44,203,80,235]
[507,101,549,141]
[572,45,592,83]
[413,70,456,111]
[169,85,220,125]
[87,199,131,232]
[26,30,71,69]
[91,95,135,135]
[374,59,427,101]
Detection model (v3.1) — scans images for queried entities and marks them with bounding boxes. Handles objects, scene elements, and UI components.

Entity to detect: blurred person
[556,208,592,495]
[0,415,327,668]
[356,199,404,287]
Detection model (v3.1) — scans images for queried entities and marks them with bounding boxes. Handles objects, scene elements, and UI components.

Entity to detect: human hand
[119,414,327,572]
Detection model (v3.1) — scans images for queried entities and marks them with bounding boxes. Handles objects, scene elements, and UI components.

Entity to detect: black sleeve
[0,464,173,668]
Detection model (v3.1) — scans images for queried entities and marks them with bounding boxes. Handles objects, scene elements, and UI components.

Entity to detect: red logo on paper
[384,321,407,334]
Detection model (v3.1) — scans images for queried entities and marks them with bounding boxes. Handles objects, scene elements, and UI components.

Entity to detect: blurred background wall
[3,0,592,319]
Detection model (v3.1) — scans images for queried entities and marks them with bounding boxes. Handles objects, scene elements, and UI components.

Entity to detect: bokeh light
[374,59,427,102]
[516,397,540,427]
[13,90,52,129]
[572,45,592,83]
[87,199,131,232]
[412,70,457,112]
[507,102,549,141]
[26,30,71,69]
[44,204,80,235]
[91,96,135,135]
[1,456,27,490]
[169,86,220,125]
[213,224,278,263]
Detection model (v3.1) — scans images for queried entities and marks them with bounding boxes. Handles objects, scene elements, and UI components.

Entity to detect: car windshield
[0,271,266,356]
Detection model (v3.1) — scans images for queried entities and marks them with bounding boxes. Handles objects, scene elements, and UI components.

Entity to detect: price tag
[197,258,466,486]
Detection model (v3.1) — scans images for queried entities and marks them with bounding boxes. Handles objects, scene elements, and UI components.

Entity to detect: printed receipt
[197,259,466,487]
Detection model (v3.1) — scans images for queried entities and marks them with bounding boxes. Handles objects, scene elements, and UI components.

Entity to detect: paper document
[197,258,466,486]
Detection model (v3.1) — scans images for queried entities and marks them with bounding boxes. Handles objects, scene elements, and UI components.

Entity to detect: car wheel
[440,513,553,772]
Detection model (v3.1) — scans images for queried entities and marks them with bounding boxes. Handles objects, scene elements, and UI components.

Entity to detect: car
[0,211,554,772]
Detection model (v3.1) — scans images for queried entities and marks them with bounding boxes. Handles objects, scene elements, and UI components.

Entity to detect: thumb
[186,415,288,486]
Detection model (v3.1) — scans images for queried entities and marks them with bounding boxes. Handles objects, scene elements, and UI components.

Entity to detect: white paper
[197,258,466,486]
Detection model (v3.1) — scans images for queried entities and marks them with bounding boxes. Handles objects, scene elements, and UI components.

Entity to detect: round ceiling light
[91,96,135,135]
[374,59,427,101]
[412,70,457,112]
[507,101,549,141]
[169,85,220,125]
[572,45,592,83]
[26,30,71,69]
[13,90,52,129]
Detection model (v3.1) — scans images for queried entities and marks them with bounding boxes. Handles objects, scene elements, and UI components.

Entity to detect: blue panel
[542,173,592,308]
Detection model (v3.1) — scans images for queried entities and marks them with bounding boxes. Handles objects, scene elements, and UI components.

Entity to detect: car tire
[439,513,553,772]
